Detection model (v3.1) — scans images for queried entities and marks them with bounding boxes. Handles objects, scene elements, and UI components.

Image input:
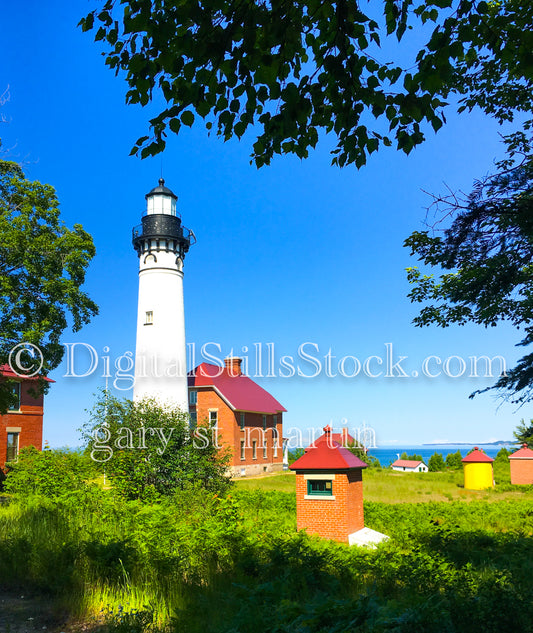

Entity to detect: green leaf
[181,111,195,127]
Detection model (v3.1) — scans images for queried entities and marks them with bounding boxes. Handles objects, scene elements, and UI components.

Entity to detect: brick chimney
[224,357,243,377]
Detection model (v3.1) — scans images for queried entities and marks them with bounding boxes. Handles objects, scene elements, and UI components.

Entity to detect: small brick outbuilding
[290,426,368,543]
[509,444,533,485]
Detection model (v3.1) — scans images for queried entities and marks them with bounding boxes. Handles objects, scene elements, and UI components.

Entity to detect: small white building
[391,459,428,473]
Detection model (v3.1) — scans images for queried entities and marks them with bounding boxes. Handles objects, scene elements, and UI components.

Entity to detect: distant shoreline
[422,441,513,446]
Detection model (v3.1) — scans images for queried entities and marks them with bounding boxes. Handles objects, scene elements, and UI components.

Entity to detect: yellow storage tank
[462,447,494,490]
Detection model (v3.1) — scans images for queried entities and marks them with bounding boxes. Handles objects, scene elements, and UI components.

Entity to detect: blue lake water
[370,444,515,467]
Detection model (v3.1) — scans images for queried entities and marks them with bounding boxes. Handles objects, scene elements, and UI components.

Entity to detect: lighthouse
[132,179,194,410]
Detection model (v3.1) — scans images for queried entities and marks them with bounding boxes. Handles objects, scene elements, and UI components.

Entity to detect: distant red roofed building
[188,358,286,476]
[509,444,533,485]
[0,365,53,471]
[391,459,428,473]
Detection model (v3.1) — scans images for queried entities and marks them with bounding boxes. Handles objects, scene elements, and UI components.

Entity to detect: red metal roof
[290,427,367,471]
[391,459,424,468]
[462,447,494,463]
[188,363,286,414]
[0,364,54,382]
[509,444,533,460]
[331,431,356,446]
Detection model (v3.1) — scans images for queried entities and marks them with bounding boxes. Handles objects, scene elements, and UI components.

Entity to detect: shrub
[81,393,232,501]
[445,450,463,470]
[4,446,95,499]
[428,452,445,472]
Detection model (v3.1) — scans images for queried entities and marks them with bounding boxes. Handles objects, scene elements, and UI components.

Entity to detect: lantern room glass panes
[146,194,176,216]
[307,479,333,496]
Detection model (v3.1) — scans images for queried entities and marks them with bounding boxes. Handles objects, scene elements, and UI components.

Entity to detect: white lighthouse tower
[132,179,194,410]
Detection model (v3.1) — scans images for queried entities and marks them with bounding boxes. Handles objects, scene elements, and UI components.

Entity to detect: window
[145,310,153,325]
[189,390,197,405]
[6,432,19,463]
[273,429,278,458]
[262,415,267,431]
[252,440,257,460]
[189,411,197,428]
[307,479,333,496]
[263,439,267,459]
[273,415,278,426]
[240,412,245,430]
[240,440,245,461]
[8,383,21,411]
[209,410,218,430]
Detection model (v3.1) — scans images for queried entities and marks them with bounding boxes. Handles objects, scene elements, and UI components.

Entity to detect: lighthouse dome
[145,178,177,215]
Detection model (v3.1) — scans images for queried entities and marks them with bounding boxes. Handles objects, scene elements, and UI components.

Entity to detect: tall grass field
[1,456,533,632]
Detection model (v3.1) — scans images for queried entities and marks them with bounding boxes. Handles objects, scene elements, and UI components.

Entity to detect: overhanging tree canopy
[405,128,533,403]
[80,0,533,402]
[80,0,533,167]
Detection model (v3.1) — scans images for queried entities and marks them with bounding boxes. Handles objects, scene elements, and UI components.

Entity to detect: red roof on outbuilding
[509,444,533,460]
[188,363,286,414]
[391,459,424,469]
[0,364,54,382]
[462,447,494,463]
[290,426,367,471]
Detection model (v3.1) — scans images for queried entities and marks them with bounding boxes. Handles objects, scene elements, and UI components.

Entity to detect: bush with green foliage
[81,393,232,501]
[496,448,511,462]
[445,450,464,470]
[3,446,96,499]
[288,448,304,464]
[514,419,533,448]
[400,451,424,463]
[428,452,445,472]
[1,489,533,633]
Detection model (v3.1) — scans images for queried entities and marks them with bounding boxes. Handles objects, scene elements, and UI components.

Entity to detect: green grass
[233,471,297,492]
[234,462,532,503]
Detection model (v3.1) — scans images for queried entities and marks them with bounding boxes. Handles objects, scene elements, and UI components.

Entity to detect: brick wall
[295,469,364,543]
[0,380,44,470]
[510,459,533,485]
[194,388,283,468]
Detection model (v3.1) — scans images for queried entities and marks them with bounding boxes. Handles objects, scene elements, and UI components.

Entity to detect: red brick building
[0,365,51,471]
[290,426,367,543]
[509,444,533,485]
[188,358,286,476]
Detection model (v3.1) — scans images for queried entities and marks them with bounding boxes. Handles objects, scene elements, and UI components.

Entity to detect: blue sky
[2,1,529,447]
